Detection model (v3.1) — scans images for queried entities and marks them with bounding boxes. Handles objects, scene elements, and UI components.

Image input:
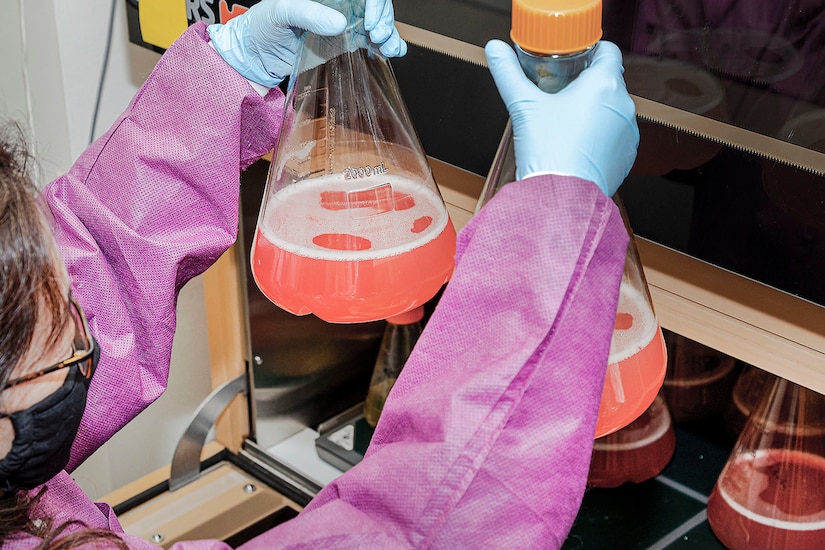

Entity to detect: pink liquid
[251,175,456,323]
[595,282,668,438]
[708,449,825,549]
[588,395,675,488]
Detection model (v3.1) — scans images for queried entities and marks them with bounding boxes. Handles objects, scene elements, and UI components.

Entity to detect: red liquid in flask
[251,175,456,323]
[707,448,825,549]
[589,394,675,488]
[710,377,825,549]
[595,281,668,438]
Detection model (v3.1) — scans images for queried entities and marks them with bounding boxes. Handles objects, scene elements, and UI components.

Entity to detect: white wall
[0,0,214,498]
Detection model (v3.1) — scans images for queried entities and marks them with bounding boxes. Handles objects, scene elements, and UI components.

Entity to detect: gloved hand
[208,0,407,89]
[362,0,406,57]
[485,40,639,197]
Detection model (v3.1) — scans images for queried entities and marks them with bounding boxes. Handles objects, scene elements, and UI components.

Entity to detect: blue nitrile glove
[362,0,406,57]
[485,39,639,197]
[208,0,406,89]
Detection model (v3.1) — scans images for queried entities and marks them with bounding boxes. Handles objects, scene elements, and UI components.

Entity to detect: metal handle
[169,374,248,491]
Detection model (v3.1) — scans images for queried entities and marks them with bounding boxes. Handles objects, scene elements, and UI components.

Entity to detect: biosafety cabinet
[114,1,825,547]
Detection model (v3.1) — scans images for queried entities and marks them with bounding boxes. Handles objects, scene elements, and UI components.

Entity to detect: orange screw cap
[511,0,603,55]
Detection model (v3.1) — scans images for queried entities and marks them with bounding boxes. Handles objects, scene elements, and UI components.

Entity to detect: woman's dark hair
[0,121,68,387]
[0,122,128,549]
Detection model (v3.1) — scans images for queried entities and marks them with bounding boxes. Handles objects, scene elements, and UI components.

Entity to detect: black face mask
[0,344,98,495]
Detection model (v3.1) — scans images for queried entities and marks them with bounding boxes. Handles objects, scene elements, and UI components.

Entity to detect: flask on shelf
[707,376,825,549]
[363,306,425,427]
[476,0,666,439]
[251,0,456,324]
[588,392,676,488]
[662,329,739,423]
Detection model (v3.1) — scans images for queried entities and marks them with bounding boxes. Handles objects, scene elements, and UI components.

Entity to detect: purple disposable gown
[15,22,629,550]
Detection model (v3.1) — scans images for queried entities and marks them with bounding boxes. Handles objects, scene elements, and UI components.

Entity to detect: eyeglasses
[3,297,95,388]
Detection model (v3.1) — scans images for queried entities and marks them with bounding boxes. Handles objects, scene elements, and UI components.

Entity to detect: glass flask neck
[476,43,598,211]
[310,0,373,53]
[514,42,597,94]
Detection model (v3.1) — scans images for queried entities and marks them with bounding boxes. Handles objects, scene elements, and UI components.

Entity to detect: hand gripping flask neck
[478,0,602,206]
[251,0,456,324]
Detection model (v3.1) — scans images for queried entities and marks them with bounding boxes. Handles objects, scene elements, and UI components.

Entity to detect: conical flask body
[593,198,668,438]
[251,4,455,324]
[478,185,667,438]
[708,377,825,549]
[473,0,666,439]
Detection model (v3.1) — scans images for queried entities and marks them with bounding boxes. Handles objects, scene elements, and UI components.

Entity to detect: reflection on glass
[762,108,825,230]
[602,2,825,311]
[619,1,825,142]
[724,365,778,443]
[624,55,727,177]
[646,28,803,86]
[662,330,740,423]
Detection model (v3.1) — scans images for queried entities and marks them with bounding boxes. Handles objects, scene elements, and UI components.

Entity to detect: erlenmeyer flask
[594,197,668,438]
[251,0,456,324]
[477,21,666,438]
[724,365,778,442]
[662,329,739,423]
[708,377,825,549]
[588,392,676,488]
[363,306,424,428]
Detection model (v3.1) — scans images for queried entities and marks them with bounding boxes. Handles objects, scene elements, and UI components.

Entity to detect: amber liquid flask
[363,306,424,427]
[707,376,825,549]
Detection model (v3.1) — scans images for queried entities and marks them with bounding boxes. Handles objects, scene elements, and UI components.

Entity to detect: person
[0,0,638,547]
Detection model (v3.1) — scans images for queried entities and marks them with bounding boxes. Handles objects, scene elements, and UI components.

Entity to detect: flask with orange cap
[479,0,667,439]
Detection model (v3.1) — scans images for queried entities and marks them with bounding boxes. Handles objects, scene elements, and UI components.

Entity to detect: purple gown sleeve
[239,175,629,549]
[32,20,626,549]
[41,22,284,471]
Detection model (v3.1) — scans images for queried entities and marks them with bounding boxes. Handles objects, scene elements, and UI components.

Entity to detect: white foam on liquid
[607,281,659,365]
[717,449,825,530]
[259,174,449,261]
